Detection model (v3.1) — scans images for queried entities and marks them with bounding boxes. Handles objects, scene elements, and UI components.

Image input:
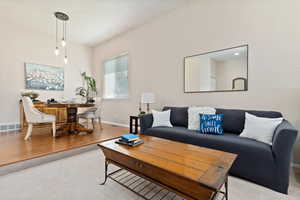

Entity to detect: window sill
[102,97,129,100]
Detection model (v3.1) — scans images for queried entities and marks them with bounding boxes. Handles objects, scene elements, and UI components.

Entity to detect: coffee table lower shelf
[100,160,228,200]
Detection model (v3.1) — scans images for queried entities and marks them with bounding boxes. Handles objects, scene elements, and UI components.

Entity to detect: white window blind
[103,54,129,99]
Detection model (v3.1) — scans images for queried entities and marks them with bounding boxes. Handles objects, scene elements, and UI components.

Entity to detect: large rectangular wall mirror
[184,45,248,93]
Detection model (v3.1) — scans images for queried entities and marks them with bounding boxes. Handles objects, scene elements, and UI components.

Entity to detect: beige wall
[0,24,92,125]
[92,0,300,164]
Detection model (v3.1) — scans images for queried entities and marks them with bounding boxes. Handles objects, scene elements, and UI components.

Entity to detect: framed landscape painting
[25,63,64,91]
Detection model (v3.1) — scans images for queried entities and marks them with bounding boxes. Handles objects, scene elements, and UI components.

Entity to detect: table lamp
[141,93,155,113]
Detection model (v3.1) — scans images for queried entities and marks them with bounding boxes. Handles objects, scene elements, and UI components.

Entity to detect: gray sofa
[140,107,298,194]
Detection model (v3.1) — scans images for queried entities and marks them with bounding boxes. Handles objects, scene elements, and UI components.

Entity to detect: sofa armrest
[272,120,298,193]
[140,114,153,133]
[272,120,298,157]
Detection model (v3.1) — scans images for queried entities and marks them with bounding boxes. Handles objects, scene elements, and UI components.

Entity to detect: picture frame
[24,63,64,91]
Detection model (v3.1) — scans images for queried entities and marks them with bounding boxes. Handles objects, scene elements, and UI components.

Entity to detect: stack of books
[116,134,144,147]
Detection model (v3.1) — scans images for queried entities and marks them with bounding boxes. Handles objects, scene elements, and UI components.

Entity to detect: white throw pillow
[240,112,283,145]
[152,110,173,128]
[188,107,216,130]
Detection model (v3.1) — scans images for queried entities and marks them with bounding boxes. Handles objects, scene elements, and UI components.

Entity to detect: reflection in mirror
[184,45,248,92]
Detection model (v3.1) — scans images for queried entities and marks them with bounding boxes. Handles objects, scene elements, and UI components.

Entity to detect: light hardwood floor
[0,123,128,167]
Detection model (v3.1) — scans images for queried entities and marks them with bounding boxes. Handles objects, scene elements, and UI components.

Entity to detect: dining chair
[78,97,103,130]
[22,97,56,140]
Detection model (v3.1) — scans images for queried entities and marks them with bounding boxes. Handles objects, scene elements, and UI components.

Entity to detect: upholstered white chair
[78,97,103,130]
[22,97,56,140]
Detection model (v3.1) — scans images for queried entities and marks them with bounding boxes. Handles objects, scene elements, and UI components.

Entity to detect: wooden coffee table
[98,136,237,200]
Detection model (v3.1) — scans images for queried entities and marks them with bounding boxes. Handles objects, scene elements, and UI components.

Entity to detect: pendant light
[54,18,59,56]
[54,12,69,64]
[64,47,68,64]
[61,21,66,47]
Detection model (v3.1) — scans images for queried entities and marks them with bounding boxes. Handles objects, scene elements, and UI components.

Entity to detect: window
[103,54,129,99]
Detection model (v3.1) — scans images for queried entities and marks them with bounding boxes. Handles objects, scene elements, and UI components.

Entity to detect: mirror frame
[183,44,249,93]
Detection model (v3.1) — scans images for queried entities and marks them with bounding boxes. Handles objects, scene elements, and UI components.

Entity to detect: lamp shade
[141,93,155,104]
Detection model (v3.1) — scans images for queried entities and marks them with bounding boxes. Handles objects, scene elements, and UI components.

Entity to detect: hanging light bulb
[61,39,66,47]
[54,18,59,56]
[64,44,68,64]
[61,20,66,47]
[64,56,68,64]
[54,47,59,56]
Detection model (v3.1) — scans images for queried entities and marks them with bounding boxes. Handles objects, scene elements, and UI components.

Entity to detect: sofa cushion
[163,106,188,127]
[216,108,283,135]
[143,127,275,178]
[144,126,191,142]
[143,127,273,157]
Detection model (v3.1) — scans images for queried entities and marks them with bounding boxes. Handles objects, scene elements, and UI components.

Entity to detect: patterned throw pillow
[151,109,173,128]
[188,107,216,130]
[199,114,224,135]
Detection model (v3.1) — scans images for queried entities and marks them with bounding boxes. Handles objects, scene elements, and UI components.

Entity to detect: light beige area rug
[0,146,299,200]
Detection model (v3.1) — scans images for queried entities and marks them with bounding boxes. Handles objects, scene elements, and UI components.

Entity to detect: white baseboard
[292,163,300,169]
[0,123,21,133]
[102,121,129,128]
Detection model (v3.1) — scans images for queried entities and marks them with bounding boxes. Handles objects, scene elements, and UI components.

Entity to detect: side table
[129,115,140,134]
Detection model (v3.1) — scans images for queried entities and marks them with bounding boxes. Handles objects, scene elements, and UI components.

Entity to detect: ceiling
[0,0,194,46]
[210,46,248,62]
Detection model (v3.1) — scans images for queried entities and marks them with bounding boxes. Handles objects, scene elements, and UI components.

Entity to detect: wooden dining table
[47,103,95,137]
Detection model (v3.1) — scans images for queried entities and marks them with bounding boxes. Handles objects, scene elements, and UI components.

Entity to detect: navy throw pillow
[199,114,224,135]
